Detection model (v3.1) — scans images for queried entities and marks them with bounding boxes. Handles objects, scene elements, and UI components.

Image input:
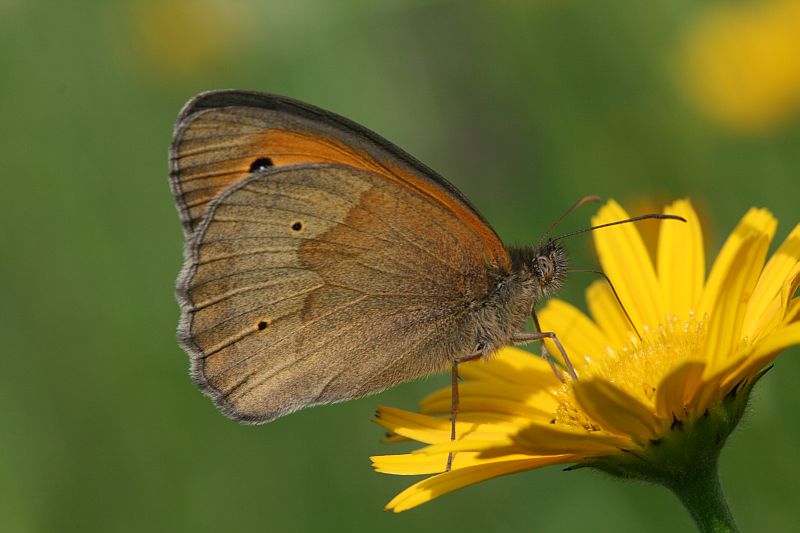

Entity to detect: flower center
[554,313,708,430]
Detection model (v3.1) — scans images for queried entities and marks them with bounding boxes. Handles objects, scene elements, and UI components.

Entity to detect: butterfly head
[511,240,568,299]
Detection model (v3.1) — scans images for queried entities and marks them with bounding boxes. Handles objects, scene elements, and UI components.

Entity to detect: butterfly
[169,91,673,469]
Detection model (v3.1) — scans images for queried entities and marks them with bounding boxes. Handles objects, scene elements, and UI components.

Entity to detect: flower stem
[667,464,738,533]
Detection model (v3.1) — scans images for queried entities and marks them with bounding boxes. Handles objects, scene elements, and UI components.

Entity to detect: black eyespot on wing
[291,221,303,231]
[249,157,274,172]
[257,321,268,331]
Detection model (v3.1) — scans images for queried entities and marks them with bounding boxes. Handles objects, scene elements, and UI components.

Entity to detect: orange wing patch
[173,128,367,230]
[172,125,509,271]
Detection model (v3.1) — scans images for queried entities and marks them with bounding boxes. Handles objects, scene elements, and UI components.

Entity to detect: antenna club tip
[577,195,602,206]
[659,214,687,222]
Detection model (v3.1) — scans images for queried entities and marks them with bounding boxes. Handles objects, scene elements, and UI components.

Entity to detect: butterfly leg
[534,308,577,381]
[529,307,558,376]
[446,351,482,472]
[511,329,578,382]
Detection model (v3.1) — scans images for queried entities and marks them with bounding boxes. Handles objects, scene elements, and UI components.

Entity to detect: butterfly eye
[257,320,269,331]
[291,221,303,231]
[249,157,274,172]
[537,256,554,280]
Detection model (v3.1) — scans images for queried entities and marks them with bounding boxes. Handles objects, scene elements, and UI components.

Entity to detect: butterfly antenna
[568,269,641,339]
[537,195,602,247]
[552,213,686,242]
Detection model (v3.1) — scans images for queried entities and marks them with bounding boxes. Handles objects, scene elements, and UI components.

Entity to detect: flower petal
[573,379,663,441]
[702,233,770,373]
[375,406,522,447]
[383,456,572,512]
[654,360,706,419]
[420,424,629,457]
[459,347,561,388]
[374,407,451,445]
[745,263,800,341]
[782,273,800,324]
[743,223,800,338]
[592,200,666,330]
[372,450,564,475]
[420,382,560,421]
[372,452,457,475]
[722,322,800,390]
[658,200,705,318]
[687,368,728,417]
[538,299,609,371]
[786,296,800,325]
[586,279,636,347]
[698,208,777,319]
[511,420,633,454]
[418,438,516,455]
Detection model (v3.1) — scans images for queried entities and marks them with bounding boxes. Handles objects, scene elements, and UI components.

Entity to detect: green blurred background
[2,0,799,531]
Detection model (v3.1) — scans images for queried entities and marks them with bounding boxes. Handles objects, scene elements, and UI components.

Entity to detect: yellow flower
[372,200,800,514]
[678,0,800,133]
[116,0,251,78]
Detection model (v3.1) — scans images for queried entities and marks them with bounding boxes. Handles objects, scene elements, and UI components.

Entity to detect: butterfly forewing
[169,91,509,272]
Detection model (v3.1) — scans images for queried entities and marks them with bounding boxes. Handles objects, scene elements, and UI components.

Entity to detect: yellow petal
[573,379,664,441]
[586,279,636,347]
[592,200,666,330]
[418,429,627,458]
[418,439,514,455]
[745,263,800,342]
[384,456,573,512]
[512,420,633,455]
[698,208,777,318]
[658,200,705,318]
[382,433,409,443]
[459,347,561,388]
[781,270,800,323]
[372,452,457,475]
[690,335,769,416]
[374,407,451,444]
[744,223,800,338]
[688,364,731,417]
[786,296,800,325]
[374,407,521,447]
[703,233,770,372]
[654,360,706,419]
[538,299,608,371]
[420,382,559,421]
[722,322,800,390]
[372,450,563,475]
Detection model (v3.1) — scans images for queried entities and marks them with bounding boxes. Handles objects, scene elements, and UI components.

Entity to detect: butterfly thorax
[453,240,567,361]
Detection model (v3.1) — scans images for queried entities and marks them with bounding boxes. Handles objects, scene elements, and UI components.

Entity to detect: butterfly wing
[179,164,510,423]
[169,90,508,271]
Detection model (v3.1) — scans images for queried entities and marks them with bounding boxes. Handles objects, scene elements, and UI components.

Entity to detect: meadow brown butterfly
[169,91,676,461]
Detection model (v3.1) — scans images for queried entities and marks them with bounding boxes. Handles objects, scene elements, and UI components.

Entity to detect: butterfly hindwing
[178,164,505,423]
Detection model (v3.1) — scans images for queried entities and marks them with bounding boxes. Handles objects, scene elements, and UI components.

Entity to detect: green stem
[582,377,764,532]
[668,466,738,533]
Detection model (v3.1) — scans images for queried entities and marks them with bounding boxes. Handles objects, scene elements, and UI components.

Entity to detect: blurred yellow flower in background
[372,200,800,527]
[118,0,251,78]
[678,0,800,134]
